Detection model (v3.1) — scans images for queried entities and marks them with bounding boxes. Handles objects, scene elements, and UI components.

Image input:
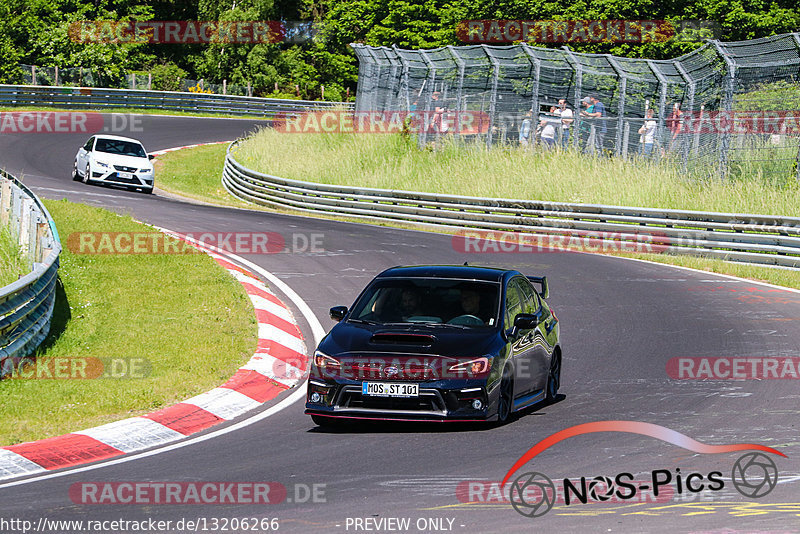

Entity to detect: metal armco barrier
[0,170,61,377]
[0,85,352,117]
[222,140,800,269]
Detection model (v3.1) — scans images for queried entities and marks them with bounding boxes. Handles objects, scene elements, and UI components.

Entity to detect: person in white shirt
[557,99,573,148]
[539,107,558,149]
[638,108,657,156]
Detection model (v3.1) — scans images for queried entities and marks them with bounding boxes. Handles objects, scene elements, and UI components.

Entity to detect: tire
[496,366,514,424]
[71,161,80,181]
[546,352,561,402]
[83,163,91,184]
[141,187,153,194]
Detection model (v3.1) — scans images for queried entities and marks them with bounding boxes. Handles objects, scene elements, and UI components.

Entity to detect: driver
[399,288,424,319]
[460,289,481,317]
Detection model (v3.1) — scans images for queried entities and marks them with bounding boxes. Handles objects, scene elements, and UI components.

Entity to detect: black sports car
[305,265,561,425]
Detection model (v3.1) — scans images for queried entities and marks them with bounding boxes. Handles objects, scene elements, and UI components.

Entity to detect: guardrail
[0,85,353,117]
[222,140,800,269]
[0,170,61,377]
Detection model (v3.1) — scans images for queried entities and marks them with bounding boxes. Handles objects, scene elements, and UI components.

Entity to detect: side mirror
[148,154,155,160]
[514,313,539,330]
[329,306,348,322]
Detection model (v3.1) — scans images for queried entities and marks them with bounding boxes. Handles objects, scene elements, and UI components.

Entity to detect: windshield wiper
[349,318,381,325]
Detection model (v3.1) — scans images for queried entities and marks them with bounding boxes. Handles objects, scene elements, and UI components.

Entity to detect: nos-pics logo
[502,421,783,518]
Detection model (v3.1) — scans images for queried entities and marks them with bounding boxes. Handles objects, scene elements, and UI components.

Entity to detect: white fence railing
[222,140,800,269]
[0,170,61,377]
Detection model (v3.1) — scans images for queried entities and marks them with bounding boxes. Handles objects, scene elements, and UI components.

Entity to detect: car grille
[342,360,438,380]
[336,385,446,413]
[114,165,137,172]
[111,174,139,184]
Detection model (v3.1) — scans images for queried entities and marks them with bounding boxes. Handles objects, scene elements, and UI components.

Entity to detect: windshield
[94,138,147,158]
[349,278,500,328]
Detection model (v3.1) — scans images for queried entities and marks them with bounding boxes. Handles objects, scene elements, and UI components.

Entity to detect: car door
[516,277,551,392]
[504,277,538,397]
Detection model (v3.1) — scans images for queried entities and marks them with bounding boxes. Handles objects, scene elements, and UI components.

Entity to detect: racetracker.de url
[0,517,280,533]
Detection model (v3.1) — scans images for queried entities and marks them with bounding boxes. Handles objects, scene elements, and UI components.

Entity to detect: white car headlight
[139,167,153,173]
[94,160,109,168]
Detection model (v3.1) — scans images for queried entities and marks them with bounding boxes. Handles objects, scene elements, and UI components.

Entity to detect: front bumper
[90,168,154,189]
[305,379,490,421]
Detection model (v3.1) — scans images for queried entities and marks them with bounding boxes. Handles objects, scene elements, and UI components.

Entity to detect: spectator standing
[638,108,657,156]
[586,95,607,153]
[667,102,683,151]
[519,110,533,146]
[558,99,573,148]
[579,96,595,152]
[539,107,558,149]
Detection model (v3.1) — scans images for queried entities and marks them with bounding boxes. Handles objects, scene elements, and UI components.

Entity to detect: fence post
[54,66,59,86]
[606,56,626,156]
[446,45,466,136]
[484,45,500,148]
[148,73,152,90]
[674,60,695,174]
[521,43,541,121]
[693,104,704,156]
[646,60,669,158]
[392,45,412,111]
[0,180,11,227]
[622,121,631,158]
[32,65,36,85]
[418,50,438,147]
[131,73,136,90]
[711,40,737,180]
[562,47,583,150]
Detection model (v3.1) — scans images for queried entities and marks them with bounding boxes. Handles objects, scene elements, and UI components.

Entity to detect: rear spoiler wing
[527,276,549,299]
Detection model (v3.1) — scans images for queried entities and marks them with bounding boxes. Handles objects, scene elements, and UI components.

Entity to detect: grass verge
[154,129,800,290]
[0,227,27,287]
[0,200,257,445]
[235,129,800,216]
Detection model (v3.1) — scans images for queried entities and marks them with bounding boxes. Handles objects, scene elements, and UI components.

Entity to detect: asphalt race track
[1,113,798,533]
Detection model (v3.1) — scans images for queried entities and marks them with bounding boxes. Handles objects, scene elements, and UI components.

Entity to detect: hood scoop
[369,333,436,346]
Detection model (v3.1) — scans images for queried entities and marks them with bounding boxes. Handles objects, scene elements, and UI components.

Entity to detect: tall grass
[0,227,27,287]
[234,129,800,217]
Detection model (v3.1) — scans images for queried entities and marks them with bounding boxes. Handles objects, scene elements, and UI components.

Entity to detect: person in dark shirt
[586,95,607,153]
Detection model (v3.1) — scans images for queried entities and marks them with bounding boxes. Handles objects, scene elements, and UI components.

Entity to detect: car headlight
[314,351,341,370]
[448,357,489,377]
[94,160,109,168]
[139,167,153,173]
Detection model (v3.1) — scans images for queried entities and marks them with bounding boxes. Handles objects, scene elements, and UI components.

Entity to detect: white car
[73,135,155,194]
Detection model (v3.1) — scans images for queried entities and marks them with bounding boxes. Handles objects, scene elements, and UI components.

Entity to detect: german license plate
[118,172,133,179]
[362,382,419,397]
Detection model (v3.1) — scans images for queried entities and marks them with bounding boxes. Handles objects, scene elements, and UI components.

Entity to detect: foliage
[1,0,798,98]
[150,62,189,92]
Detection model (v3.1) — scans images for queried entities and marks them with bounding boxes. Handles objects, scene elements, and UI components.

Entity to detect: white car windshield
[95,139,147,158]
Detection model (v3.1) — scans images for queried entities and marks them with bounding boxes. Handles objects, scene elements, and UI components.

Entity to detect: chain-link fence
[352,33,800,182]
